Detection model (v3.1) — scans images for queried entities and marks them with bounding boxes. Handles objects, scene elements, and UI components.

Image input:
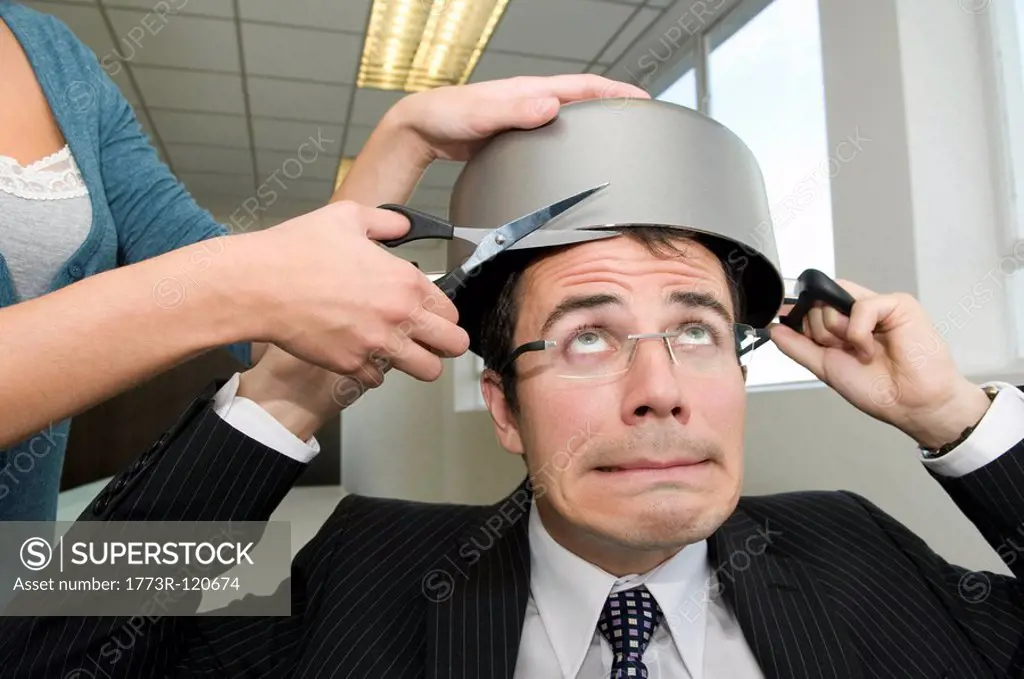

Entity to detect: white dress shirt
[513,502,764,678]
[210,375,1024,678]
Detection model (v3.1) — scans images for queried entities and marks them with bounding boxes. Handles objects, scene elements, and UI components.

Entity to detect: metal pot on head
[444,97,788,358]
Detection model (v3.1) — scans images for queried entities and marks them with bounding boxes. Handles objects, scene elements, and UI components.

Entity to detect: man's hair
[479,226,747,414]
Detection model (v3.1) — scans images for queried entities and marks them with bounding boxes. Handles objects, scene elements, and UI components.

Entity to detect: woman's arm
[0,193,466,449]
[0,234,248,448]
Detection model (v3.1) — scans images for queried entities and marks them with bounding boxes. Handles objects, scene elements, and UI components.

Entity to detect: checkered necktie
[597,584,664,679]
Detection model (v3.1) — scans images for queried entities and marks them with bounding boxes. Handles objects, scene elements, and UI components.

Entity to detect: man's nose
[620,338,690,425]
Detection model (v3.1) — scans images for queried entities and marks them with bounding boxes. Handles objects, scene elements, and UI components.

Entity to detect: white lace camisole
[0,145,92,301]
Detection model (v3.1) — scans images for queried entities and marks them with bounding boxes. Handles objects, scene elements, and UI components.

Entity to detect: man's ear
[481,369,524,455]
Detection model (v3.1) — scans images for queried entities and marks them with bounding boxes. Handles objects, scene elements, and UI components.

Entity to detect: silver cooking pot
[444,97,789,357]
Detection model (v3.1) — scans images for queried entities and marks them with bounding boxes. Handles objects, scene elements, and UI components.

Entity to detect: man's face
[485,235,747,558]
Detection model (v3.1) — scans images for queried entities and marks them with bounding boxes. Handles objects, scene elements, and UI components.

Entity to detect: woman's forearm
[329,110,433,206]
[0,234,256,448]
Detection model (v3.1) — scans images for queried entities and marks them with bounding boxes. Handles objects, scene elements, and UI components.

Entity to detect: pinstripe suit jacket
[1,381,1023,679]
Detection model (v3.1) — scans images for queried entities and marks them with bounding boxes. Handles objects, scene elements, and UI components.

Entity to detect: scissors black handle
[779,269,856,332]
[377,204,455,248]
[432,270,465,300]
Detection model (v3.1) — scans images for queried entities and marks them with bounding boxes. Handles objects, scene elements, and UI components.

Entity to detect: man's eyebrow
[667,290,734,324]
[540,293,622,337]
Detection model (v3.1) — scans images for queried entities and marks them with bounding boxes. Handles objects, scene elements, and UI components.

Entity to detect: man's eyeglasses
[500,320,772,380]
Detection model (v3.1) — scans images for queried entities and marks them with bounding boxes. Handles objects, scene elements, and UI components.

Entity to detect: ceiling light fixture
[357,0,510,92]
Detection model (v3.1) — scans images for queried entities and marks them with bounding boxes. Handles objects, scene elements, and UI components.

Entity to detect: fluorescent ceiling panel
[357,0,510,91]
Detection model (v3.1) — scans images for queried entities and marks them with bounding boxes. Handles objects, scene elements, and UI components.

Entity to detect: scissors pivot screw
[494,234,507,245]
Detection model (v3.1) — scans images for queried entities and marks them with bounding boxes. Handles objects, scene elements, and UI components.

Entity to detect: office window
[1004,0,1024,356]
[1018,0,1024,73]
[1015,0,1024,359]
[1012,0,1024,241]
[977,0,1024,357]
[657,65,697,110]
[656,0,835,387]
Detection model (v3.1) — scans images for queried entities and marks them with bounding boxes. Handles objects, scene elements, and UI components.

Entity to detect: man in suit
[3,85,1024,678]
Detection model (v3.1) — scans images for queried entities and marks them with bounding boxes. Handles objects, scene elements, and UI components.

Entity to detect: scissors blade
[460,183,609,274]
[449,226,620,250]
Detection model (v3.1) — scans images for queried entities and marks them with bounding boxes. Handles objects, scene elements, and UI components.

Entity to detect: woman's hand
[383,74,651,162]
[331,74,650,207]
[228,200,470,383]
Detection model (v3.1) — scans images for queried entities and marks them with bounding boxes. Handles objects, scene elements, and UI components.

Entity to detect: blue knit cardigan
[0,2,250,521]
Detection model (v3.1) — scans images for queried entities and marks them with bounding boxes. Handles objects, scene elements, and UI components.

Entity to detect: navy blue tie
[597,585,664,679]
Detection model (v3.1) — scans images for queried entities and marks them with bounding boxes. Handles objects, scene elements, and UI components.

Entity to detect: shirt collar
[528,501,710,679]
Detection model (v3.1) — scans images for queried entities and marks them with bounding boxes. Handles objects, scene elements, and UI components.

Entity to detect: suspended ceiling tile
[341,124,376,157]
[189,192,249,217]
[132,66,246,114]
[177,172,257,197]
[165,144,253,175]
[238,0,372,32]
[149,110,250,148]
[597,7,661,64]
[105,10,240,71]
[246,77,351,122]
[256,149,340,182]
[269,178,335,202]
[102,0,235,19]
[241,23,361,84]
[469,52,588,82]
[486,0,635,62]
[252,118,345,155]
[348,88,408,126]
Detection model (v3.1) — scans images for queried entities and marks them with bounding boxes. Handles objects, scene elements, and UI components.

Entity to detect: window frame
[981,0,1024,359]
[649,0,775,117]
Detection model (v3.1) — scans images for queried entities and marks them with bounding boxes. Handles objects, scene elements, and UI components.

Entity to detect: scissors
[376,183,609,299]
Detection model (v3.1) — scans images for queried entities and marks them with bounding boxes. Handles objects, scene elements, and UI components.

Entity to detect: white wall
[339,0,1021,575]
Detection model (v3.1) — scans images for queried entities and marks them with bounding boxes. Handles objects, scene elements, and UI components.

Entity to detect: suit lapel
[708,505,863,679]
[425,479,532,679]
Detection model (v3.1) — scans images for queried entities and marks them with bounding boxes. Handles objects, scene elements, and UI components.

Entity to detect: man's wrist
[907,380,995,452]
[235,366,335,440]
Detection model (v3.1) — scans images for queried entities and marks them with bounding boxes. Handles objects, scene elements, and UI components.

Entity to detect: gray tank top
[0,146,92,301]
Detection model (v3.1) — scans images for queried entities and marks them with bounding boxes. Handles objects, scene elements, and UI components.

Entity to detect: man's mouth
[595,458,708,473]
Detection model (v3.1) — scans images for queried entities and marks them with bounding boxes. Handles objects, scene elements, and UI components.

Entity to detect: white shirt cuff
[211,373,321,464]
[921,381,1024,477]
